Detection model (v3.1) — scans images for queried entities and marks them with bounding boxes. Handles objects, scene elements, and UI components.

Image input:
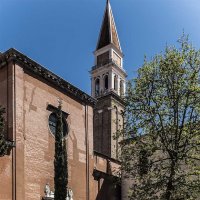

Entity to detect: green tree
[0,106,12,157]
[54,102,68,200]
[121,35,200,200]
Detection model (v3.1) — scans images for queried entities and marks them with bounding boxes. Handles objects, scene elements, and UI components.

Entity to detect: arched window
[95,78,100,96]
[104,75,108,90]
[114,75,118,91]
[120,80,124,96]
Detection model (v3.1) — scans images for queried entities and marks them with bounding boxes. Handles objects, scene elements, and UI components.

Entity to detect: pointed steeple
[91,0,126,99]
[96,0,122,52]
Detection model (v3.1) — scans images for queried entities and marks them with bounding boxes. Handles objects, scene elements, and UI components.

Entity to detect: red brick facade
[0,49,121,200]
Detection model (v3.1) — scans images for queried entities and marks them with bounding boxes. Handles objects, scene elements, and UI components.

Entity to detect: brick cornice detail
[0,48,96,106]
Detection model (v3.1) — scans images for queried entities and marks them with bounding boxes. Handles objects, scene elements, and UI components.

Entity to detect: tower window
[104,75,109,90]
[120,80,124,96]
[114,75,118,91]
[95,78,100,96]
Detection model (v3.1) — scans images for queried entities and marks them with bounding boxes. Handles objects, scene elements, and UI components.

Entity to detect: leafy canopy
[0,106,12,157]
[121,35,200,200]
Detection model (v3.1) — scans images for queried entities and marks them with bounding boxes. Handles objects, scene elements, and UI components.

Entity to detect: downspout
[6,59,14,200]
[12,61,17,200]
[5,58,16,200]
[85,104,89,200]
[6,59,16,200]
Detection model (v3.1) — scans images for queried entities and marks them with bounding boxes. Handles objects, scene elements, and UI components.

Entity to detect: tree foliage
[0,106,12,157]
[54,103,68,200]
[121,35,200,200]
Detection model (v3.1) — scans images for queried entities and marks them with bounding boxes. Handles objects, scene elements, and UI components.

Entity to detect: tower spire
[91,0,126,98]
[96,0,122,52]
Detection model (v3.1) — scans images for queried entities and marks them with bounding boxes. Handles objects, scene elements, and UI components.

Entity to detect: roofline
[0,48,96,107]
[108,0,122,51]
[90,59,127,78]
[95,0,122,52]
[96,0,110,51]
[94,43,124,58]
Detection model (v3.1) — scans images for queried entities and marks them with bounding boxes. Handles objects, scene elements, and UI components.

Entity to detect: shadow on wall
[96,178,121,200]
[69,131,88,198]
[96,158,121,200]
[69,129,121,200]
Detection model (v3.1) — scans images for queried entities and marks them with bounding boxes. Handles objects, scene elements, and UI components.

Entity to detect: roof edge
[95,0,122,52]
[0,48,96,107]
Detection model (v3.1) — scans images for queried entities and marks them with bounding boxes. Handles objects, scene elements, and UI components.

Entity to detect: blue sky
[1,0,200,95]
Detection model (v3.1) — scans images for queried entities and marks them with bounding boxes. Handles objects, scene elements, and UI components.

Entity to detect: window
[120,80,124,96]
[49,113,68,137]
[104,75,108,90]
[114,75,118,91]
[95,78,100,96]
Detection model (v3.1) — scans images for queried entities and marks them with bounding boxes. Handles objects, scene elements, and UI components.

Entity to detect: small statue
[49,191,54,198]
[44,183,51,197]
[68,189,73,200]
[66,188,73,200]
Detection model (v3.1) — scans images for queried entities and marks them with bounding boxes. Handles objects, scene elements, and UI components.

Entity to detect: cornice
[90,60,127,78]
[0,48,96,106]
[94,44,123,58]
[96,90,126,106]
[93,150,121,165]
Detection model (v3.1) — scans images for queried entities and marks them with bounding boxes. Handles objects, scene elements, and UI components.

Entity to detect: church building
[0,0,127,199]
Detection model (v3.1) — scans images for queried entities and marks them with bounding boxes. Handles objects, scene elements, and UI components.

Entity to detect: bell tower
[91,0,126,159]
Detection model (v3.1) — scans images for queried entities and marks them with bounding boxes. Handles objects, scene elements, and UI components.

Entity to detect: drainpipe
[6,59,16,200]
[85,104,89,200]
[12,61,16,200]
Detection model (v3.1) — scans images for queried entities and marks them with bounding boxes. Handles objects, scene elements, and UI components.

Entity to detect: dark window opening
[95,78,100,96]
[104,75,108,90]
[114,75,118,91]
[120,80,124,96]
